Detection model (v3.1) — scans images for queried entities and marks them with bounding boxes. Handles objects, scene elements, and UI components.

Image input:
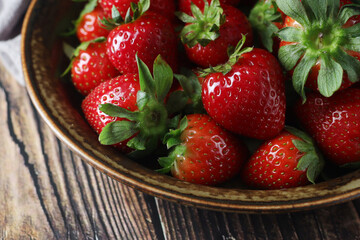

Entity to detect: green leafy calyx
[177,0,226,48]
[249,0,282,52]
[285,126,324,184]
[98,54,174,153]
[100,0,150,29]
[157,117,188,174]
[198,35,253,77]
[276,0,360,99]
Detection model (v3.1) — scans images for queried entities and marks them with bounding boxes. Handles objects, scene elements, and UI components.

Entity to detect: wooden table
[1,60,360,240]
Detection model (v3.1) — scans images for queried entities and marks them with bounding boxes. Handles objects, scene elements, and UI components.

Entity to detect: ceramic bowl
[21,0,360,213]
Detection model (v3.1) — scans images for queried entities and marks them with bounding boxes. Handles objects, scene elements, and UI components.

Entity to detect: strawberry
[158,114,248,185]
[241,127,324,189]
[82,55,179,155]
[178,0,241,16]
[76,6,110,42]
[177,0,253,68]
[295,88,360,166]
[104,1,178,74]
[98,0,176,21]
[201,37,286,140]
[275,0,360,99]
[63,38,119,95]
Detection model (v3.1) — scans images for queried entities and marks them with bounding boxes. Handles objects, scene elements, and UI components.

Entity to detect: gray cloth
[0,0,31,85]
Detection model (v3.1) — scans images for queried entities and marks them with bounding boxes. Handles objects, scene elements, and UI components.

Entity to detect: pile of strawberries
[62,0,360,189]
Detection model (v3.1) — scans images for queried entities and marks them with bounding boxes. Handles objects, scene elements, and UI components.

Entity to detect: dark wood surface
[2,60,360,240]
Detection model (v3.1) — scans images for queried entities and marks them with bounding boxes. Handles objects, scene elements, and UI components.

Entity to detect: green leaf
[178,116,188,132]
[306,154,324,184]
[275,0,310,26]
[153,55,173,102]
[277,27,303,43]
[327,0,341,19]
[127,134,146,150]
[168,115,181,129]
[111,5,122,22]
[332,49,360,83]
[344,23,360,38]
[99,103,140,121]
[292,139,313,153]
[278,44,306,71]
[99,121,138,145]
[165,91,189,115]
[338,4,360,25]
[178,0,224,48]
[317,55,343,97]
[297,152,316,171]
[136,54,155,94]
[73,37,106,57]
[174,70,202,103]
[139,0,150,15]
[345,37,360,52]
[156,157,175,173]
[292,51,318,101]
[258,23,280,53]
[301,0,327,23]
[63,42,75,60]
[136,91,149,111]
[341,161,360,169]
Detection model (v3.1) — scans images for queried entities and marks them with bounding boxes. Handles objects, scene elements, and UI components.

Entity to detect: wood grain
[2,59,360,239]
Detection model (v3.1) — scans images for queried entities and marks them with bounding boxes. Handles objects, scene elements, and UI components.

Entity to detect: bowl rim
[21,0,360,213]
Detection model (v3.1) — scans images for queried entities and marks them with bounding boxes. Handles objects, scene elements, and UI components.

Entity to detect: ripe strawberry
[104,1,178,74]
[201,37,286,140]
[82,55,176,154]
[158,114,248,185]
[64,38,119,95]
[275,0,360,99]
[295,88,360,166]
[178,0,253,67]
[82,73,139,153]
[241,127,323,189]
[76,6,111,42]
[178,0,241,16]
[98,0,176,21]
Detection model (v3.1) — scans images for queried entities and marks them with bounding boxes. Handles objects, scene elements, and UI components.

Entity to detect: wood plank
[0,62,162,239]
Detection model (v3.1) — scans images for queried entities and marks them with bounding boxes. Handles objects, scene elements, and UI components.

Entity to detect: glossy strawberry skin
[71,42,120,95]
[202,48,286,140]
[98,0,176,21]
[172,114,248,185]
[280,0,360,92]
[81,74,140,153]
[184,5,253,68]
[178,0,241,16]
[106,12,178,74]
[295,88,360,166]
[76,6,110,42]
[241,130,309,189]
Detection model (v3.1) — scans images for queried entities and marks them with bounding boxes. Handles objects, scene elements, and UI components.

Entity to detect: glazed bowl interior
[21,0,360,213]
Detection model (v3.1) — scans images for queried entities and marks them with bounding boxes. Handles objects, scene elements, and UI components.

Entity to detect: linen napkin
[0,0,31,85]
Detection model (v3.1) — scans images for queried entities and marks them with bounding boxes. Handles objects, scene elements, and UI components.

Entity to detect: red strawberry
[201,38,286,140]
[178,0,241,16]
[66,38,119,95]
[82,55,176,154]
[178,0,253,68]
[158,114,248,185]
[104,2,178,74]
[82,73,139,153]
[276,0,360,99]
[98,0,176,21]
[295,88,360,166]
[241,127,323,189]
[76,6,110,42]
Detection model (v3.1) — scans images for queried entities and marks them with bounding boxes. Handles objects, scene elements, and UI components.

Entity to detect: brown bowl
[21,0,360,213]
